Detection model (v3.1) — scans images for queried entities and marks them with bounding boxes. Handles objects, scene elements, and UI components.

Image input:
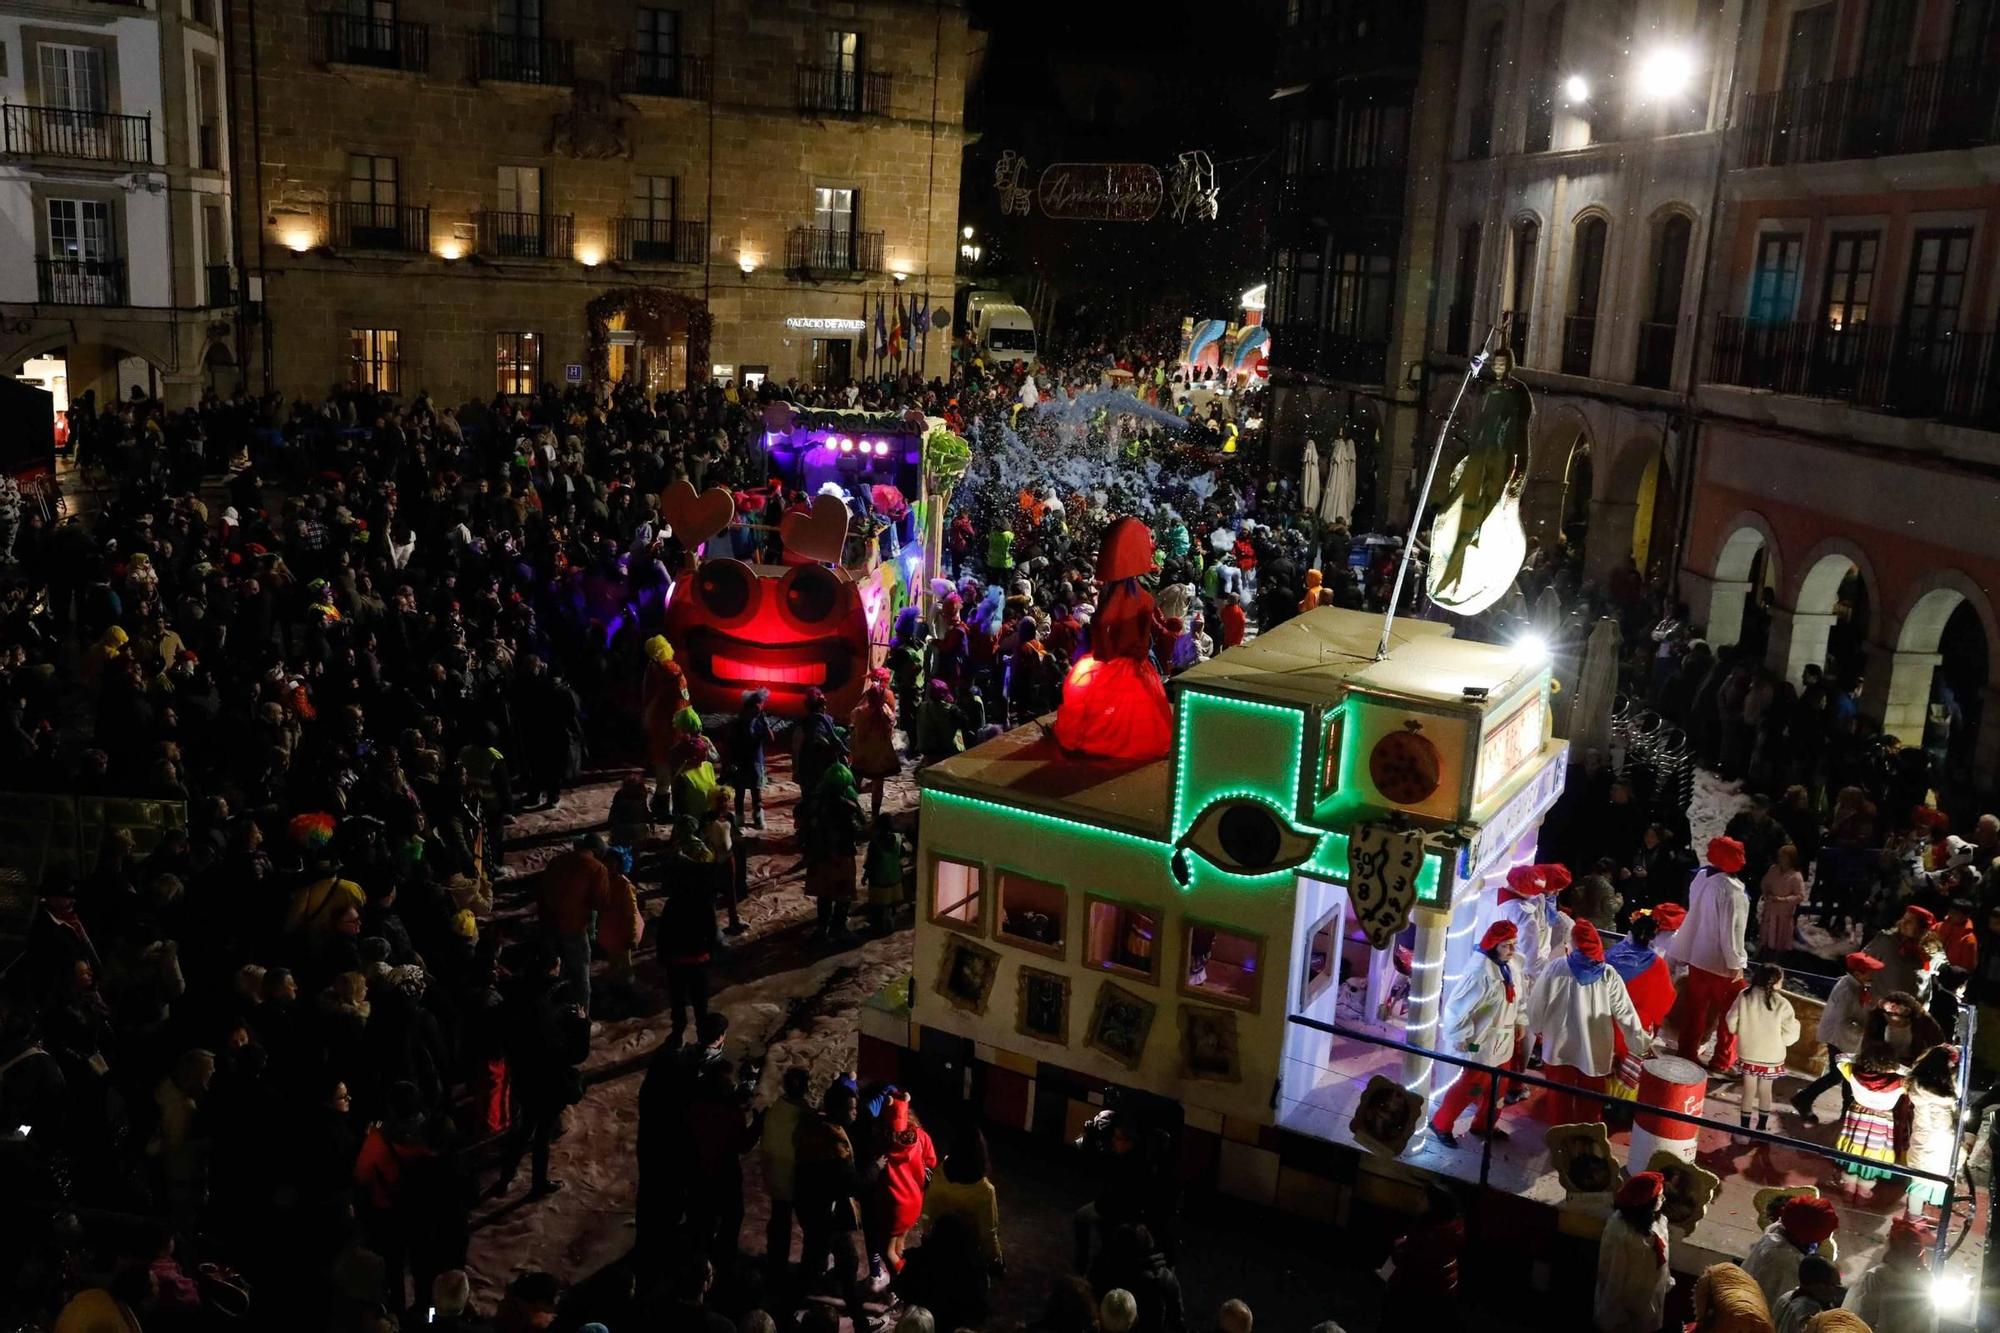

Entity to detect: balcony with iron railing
[2,104,152,164]
[615,217,706,264]
[478,210,573,259]
[796,64,889,116]
[330,200,430,253]
[786,226,884,274]
[1736,58,2000,168]
[1634,320,1678,389]
[612,50,709,99]
[318,13,430,73]
[37,257,127,306]
[471,31,573,86]
[1707,314,2000,430]
[1561,314,1597,376]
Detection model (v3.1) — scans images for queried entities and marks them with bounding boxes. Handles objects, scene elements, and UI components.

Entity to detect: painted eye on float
[1171,798,1319,885]
[782,564,842,627]
[695,559,755,624]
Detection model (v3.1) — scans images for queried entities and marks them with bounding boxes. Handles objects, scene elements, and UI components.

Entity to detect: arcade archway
[1885,577,1999,785]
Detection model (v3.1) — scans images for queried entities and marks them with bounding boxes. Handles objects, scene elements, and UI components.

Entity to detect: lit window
[996,871,1066,957]
[930,856,982,931]
[1182,920,1262,1010]
[495,331,541,396]
[348,327,400,393]
[1085,895,1161,984]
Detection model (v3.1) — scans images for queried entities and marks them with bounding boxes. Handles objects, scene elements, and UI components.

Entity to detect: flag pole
[1373,320,1502,662]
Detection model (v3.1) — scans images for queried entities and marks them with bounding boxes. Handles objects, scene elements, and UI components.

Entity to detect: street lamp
[962,225,975,240]
[1635,45,1695,100]
[1563,74,1591,104]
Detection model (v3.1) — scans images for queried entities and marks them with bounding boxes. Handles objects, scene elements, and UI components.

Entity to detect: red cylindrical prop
[1630,1055,1707,1166]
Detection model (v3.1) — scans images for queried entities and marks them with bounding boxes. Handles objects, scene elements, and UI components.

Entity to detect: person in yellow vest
[284,828,364,941]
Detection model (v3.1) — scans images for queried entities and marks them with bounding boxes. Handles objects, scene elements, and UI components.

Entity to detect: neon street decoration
[1037,162,1164,222]
[1168,150,1219,223]
[994,150,1033,217]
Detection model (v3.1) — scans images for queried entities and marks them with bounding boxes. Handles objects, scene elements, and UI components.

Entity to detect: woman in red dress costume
[1051,517,1173,762]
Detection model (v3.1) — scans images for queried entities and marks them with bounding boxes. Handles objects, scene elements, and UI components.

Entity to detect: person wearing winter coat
[1740,1195,1840,1308]
[914,679,966,767]
[849,673,901,819]
[1771,1255,1845,1333]
[794,1079,878,1333]
[1525,920,1651,1124]
[1902,1045,1961,1216]
[1724,963,1801,1133]
[922,1128,1003,1270]
[1595,1172,1674,1333]
[873,1090,937,1272]
[802,764,867,940]
[537,836,611,1017]
[1843,1217,1933,1333]
[1428,920,1520,1146]
[655,819,721,1047]
[1791,951,1887,1124]
[1758,845,1807,955]
[762,1066,812,1274]
[722,689,774,829]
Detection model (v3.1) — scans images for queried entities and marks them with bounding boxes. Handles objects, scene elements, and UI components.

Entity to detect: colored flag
[913,294,928,335]
[875,297,888,357]
[889,298,905,360]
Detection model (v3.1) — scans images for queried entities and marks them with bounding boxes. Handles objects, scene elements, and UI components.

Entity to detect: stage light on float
[874,440,891,456]
[1563,74,1591,104]
[1636,45,1695,100]
[1932,1266,1970,1311]
[838,437,855,453]
[1510,632,1550,666]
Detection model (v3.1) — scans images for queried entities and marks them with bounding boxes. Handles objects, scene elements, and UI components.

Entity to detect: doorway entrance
[810,336,851,386]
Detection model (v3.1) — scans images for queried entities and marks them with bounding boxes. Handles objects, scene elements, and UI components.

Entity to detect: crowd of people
[3,311,1991,1333]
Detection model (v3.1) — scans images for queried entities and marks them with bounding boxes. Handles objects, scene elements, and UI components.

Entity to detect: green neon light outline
[1171,690,1307,834]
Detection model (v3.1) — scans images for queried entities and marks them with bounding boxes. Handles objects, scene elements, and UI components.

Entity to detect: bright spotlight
[1932,1273,1972,1314]
[1636,46,1695,99]
[1563,74,1591,104]
[838,437,854,453]
[1512,632,1550,666]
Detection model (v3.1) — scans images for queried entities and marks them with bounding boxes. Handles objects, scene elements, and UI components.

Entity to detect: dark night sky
[958,0,1280,343]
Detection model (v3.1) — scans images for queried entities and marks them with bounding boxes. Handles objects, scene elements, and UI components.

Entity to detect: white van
[964,293,1038,369]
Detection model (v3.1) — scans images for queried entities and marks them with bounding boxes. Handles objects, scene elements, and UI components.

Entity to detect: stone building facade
[228,0,970,402]
[1423,0,1736,588]
[0,0,240,410]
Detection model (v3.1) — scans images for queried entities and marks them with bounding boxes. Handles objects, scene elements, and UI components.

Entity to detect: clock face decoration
[1369,723,1442,805]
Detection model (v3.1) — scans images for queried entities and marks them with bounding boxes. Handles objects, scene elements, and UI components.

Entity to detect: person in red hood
[1217,599,1247,649]
[872,1090,937,1274]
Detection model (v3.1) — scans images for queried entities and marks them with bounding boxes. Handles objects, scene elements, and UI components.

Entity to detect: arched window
[1469,19,1503,157]
[1636,213,1691,387]
[1562,215,1606,376]
[1448,222,1481,354]
[1508,219,1540,362]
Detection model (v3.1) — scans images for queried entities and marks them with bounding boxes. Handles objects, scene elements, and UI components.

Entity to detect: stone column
[1765,605,1838,685]
[1861,644,1941,745]
[1684,576,1752,647]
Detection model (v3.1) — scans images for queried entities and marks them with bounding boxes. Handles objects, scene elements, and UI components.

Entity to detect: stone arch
[1587,431,1672,581]
[1884,572,2000,780]
[0,328,172,377]
[1522,400,1590,549]
[1779,537,1876,686]
[1895,570,2000,669]
[1701,510,1779,647]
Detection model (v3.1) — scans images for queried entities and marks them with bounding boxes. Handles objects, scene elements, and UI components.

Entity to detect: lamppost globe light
[1636,46,1695,99]
[962,225,975,240]
[1563,73,1590,104]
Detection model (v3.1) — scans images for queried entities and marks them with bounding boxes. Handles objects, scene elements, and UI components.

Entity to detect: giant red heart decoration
[658,479,734,550]
[780,494,851,565]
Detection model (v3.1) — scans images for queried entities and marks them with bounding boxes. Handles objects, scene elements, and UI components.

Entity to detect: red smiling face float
[660,480,872,719]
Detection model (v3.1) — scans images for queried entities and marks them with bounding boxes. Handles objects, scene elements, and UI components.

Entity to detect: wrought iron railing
[318,13,430,72]
[786,226,884,273]
[611,49,709,99]
[37,258,127,306]
[1633,320,1678,388]
[1708,314,2000,429]
[2,104,152,164]
[796,64,889,116]
[471,31,573,86]
[330,200,430,252]
[1736,58,2000,168]
[477,210,573,259]
[614,216,706,264]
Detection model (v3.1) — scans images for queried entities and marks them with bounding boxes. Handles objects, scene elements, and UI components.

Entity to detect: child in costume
[1902,1045,1960,1217]
[1834,1051,1907,1185]
[1724,962,1801,1132]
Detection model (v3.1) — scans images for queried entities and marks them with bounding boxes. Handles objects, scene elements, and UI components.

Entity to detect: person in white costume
[1427,920,1522,1146]
[1595,1170,1673,1333]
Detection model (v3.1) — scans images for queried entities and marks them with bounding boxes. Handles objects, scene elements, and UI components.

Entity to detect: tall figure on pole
[1427,342,1532,613]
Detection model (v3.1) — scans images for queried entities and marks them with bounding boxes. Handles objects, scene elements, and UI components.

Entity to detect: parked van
[964,292,1038,369]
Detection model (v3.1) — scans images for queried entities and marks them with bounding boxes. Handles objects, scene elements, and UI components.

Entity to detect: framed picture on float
[1085,980,1157,1070]
[1177,1003,1241,1083]
[935,937,1001,1016]
[1015,966,1071,1045]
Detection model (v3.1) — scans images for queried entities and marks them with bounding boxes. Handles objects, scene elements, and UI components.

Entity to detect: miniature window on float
[1300,907,1340,1008]
[997,871,1066,955]
[1086,897,1161,983]
[1184,922,1261,1009]
[932,857,982,929]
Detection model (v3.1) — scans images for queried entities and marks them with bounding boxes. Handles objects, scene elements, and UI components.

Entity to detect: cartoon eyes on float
[1171,798,1320,885]
[694,559,757,626]
[780,564,843,629]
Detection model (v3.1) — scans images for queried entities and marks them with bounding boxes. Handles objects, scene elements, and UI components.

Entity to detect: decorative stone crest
[548,80,634,160]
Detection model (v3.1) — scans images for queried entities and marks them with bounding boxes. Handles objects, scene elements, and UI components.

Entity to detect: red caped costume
[1051,517,1173,762]
[1524,920,1650,1124]
[1430,920,1522,1140]
[877,1091,936,1267]
[1603,919,1679,1099]
[1663,837,1751,1073]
